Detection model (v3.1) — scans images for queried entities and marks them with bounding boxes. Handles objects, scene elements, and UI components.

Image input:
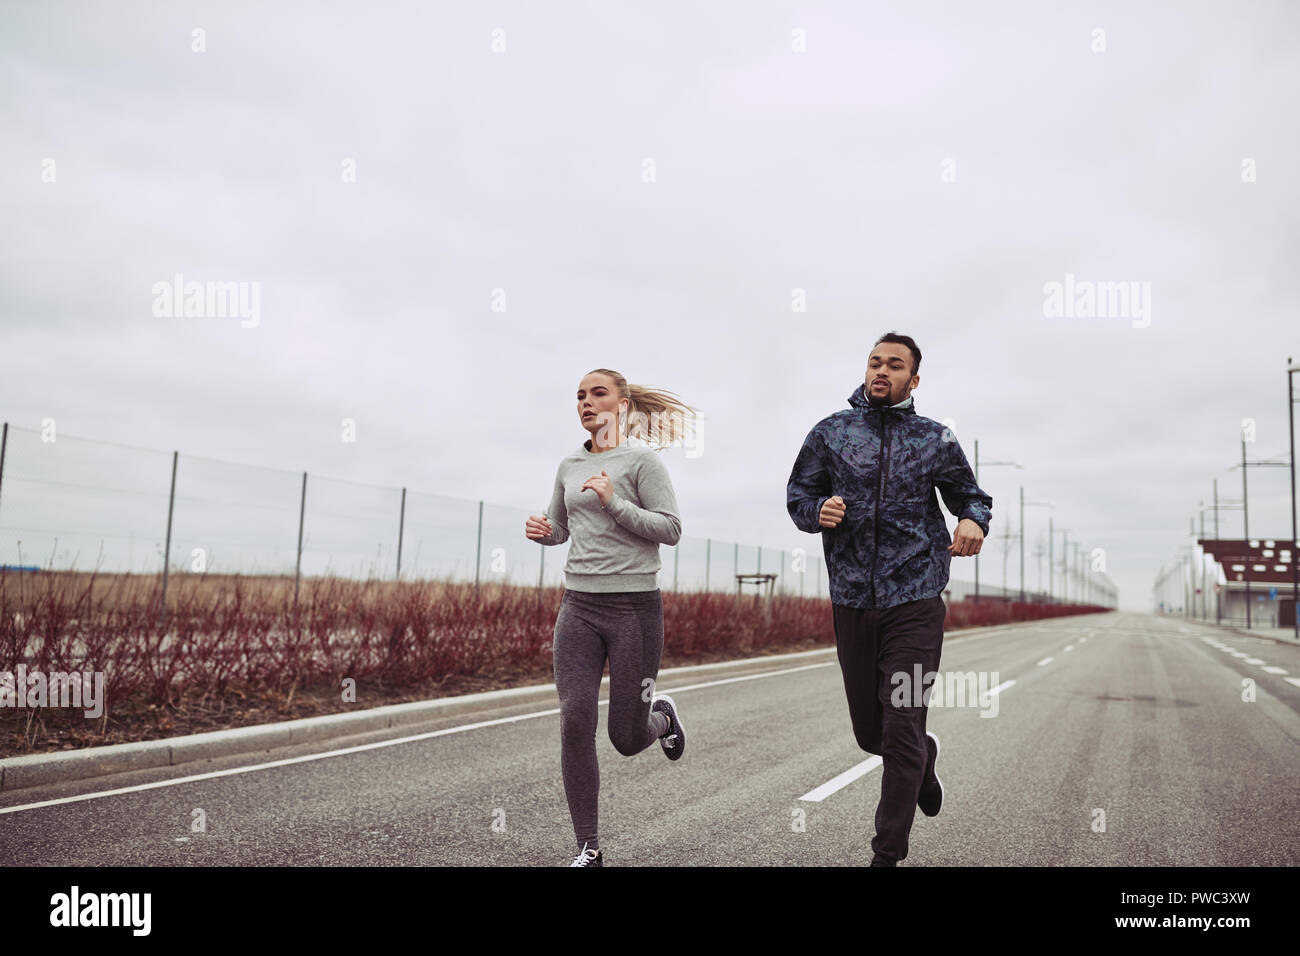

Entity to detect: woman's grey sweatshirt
[536,440,682,592]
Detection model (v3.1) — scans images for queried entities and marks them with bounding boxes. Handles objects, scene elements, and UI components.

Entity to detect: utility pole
[974,439,979,605]
[974,443,1022,605]
[1242,435,1251,628]
[1048,516,1054,603]
[1234,435,1291,630]
[1196,509,1206,620]
[1289,358,1299,642]
[1214,479,1221,624]
[1019,486,1025,603]
[1075,543,1084,607]
[1034,537,1045,600]
[1060,529,1070,603]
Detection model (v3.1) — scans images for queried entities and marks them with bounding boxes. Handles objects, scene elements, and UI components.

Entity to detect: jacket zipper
[870,411,891,608]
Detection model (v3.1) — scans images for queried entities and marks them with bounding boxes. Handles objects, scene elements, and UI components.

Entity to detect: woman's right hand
[525,515,554,540]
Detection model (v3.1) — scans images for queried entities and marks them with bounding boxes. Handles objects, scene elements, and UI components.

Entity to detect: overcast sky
[2,1,1298,610]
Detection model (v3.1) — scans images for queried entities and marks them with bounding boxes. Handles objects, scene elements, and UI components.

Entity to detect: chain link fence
[0,422,833,599]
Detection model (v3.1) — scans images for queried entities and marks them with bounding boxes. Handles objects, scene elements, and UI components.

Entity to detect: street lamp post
[1076,541,1083,605]
[972,441,1021,605]
[1242,436,1251,627]
[1230,445,1290,630]
[1025,498,1054,603]
[1288,358,1299,642]
[1074,542,1081,605]
[1058,528,1072,604]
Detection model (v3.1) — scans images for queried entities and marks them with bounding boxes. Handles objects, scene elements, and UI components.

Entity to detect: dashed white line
[1286,678,1300,689]
[798,757,883,802]
[798,679,1017,803]
[1037,657,1054,667]
[1262,666,1288,675]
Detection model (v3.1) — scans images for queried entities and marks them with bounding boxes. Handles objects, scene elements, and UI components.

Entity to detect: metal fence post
[0,422,8,530]
[160,450,178,621]
[396,486,406,580]
[294,471,307,611]
[475,500,484,590]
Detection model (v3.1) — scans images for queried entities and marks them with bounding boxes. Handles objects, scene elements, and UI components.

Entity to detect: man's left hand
[949,518,984,557]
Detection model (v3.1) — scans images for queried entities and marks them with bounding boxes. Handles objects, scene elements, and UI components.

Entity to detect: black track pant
[832,594,947,863]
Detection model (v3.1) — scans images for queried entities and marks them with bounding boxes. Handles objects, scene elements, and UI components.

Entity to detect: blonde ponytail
[587,369,700,452]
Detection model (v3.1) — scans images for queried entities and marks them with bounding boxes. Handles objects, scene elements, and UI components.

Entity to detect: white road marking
[0,708,560,816]
[799,679,1017,802]
[1286,677,1300,689]
[1244,657,1265,665]
[1064,645,1074,652]
[798,756,884,802]
[0,660,837,816]
[1262,666,1288,675]
[1037,657,1054,667]
[658,662,835,696]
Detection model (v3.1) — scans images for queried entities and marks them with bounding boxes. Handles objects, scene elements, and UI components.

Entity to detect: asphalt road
[3,611,1297,866]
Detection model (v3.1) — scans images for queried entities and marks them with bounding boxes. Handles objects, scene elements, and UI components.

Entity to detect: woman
[525,368,699,867]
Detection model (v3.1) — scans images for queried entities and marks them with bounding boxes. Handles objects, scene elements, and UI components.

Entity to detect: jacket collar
[847,382,917,415]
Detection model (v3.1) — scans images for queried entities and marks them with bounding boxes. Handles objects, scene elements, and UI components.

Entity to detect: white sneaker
[652,693,686,760]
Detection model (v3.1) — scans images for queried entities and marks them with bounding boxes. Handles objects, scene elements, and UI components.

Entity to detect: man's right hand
[525,515,554,540]
[819,496,846,529]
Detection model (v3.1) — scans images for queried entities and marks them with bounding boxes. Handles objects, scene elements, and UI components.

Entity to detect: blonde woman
[525,368,698,867]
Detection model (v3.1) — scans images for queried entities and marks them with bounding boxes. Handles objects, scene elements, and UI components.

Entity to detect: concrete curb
[0,615,1080,794]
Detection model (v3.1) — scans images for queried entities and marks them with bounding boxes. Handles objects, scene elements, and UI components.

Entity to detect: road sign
[1269,587,1278,600]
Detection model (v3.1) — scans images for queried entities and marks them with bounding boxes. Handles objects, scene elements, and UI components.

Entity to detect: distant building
[1199,538,1299,627]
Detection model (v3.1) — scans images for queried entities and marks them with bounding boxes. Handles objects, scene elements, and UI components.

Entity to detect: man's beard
[867,385,892,406]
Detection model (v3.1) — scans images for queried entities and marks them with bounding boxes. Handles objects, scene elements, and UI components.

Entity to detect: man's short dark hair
[873,332,921,377]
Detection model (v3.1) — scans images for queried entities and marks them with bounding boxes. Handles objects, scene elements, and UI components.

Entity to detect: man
[785,332,992,866]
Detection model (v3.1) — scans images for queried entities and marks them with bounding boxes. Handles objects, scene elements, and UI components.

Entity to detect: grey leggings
[553,587,671,852]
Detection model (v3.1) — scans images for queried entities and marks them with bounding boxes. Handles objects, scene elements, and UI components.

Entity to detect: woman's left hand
[581,470,614,507]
